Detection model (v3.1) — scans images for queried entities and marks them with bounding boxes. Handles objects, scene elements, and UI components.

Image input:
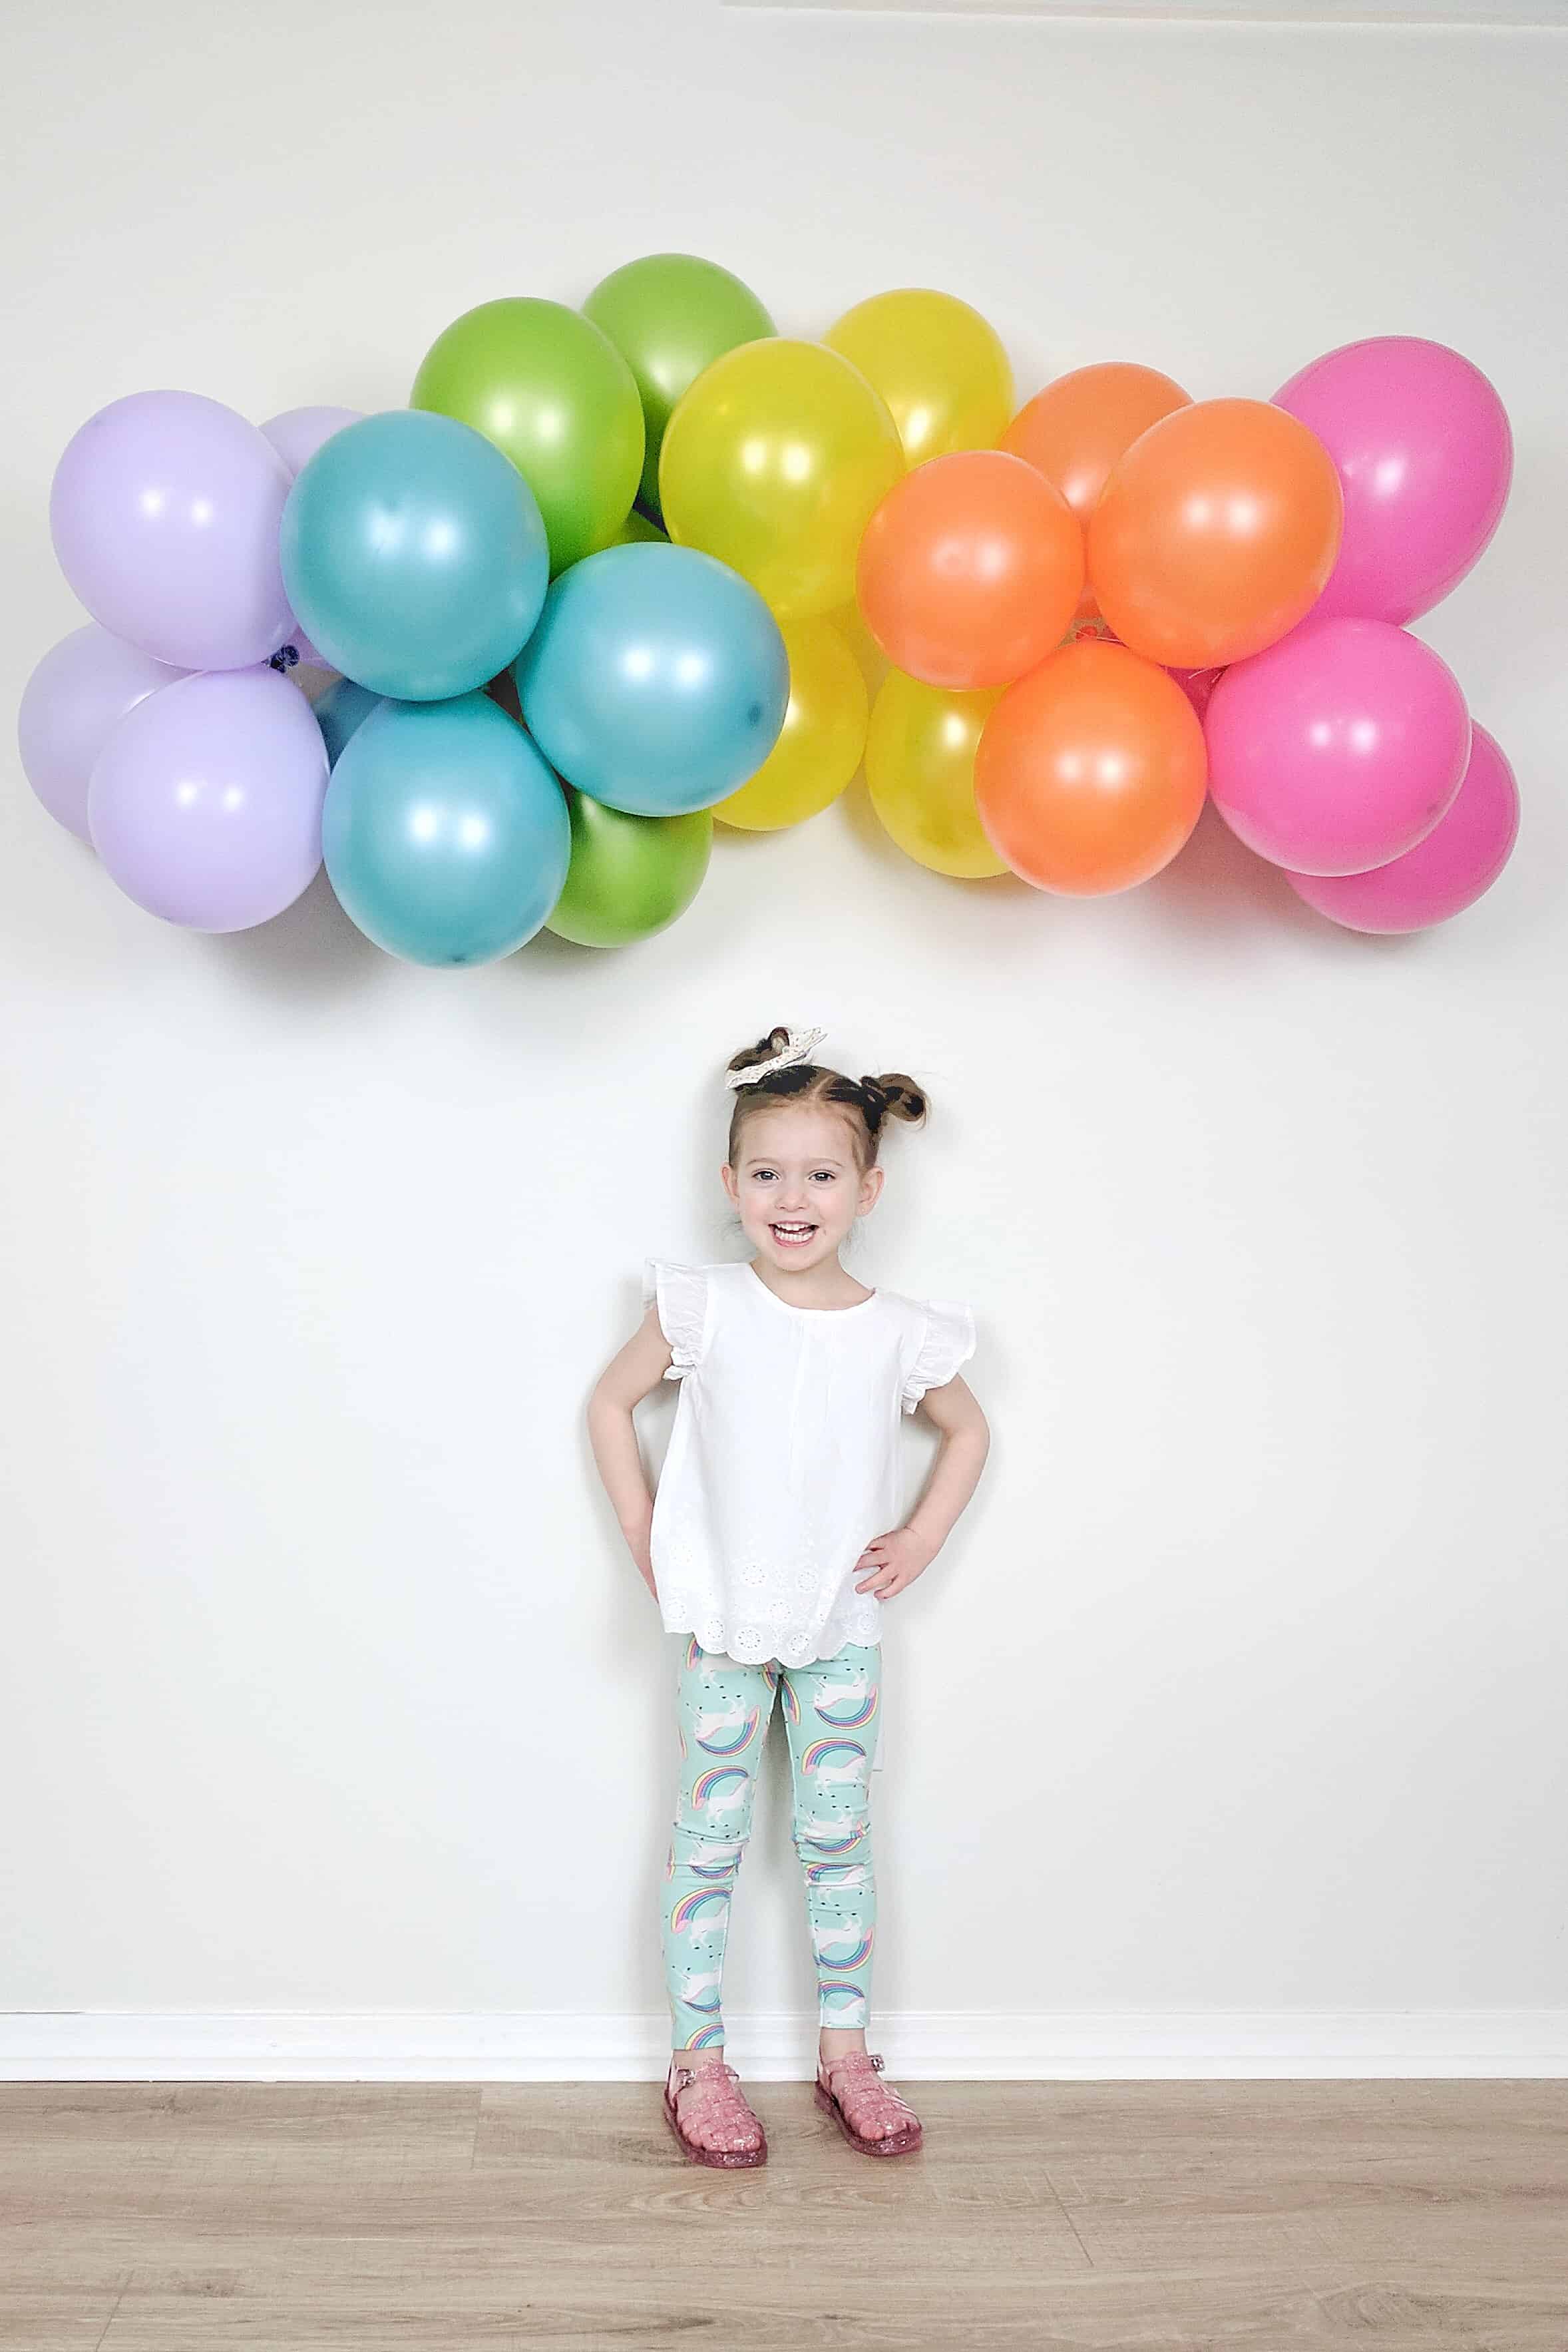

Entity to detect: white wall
[3,0,1565,2072]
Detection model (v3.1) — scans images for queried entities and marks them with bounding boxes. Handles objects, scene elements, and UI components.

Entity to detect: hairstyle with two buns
[724,1027,927,1174]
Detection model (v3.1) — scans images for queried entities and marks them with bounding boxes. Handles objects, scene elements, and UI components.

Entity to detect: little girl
[588,1024,990,2168]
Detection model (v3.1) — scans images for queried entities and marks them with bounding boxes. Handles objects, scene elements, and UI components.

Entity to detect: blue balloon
[322,694,570,967]
[281,411,549,702]
[512,542,789,816]
[313,676,384,767]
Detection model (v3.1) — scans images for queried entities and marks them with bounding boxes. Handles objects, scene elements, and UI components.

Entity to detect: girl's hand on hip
[853,1525,938,1598]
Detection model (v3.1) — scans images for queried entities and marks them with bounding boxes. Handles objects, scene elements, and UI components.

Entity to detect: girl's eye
[811,1170,835,1182]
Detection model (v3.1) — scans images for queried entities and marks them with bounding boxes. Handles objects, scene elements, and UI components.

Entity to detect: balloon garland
[18,253,1519,963]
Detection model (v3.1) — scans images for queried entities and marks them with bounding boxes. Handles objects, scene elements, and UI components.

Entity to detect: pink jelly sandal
[815,2048,924,2157]
[663,2054,768,2169]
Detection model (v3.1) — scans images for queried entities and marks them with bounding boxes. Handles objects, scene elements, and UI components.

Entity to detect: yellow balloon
[660,339,902,619]
[824,289,1014,469]
[865,670,1010,879]
[715,619,869,831]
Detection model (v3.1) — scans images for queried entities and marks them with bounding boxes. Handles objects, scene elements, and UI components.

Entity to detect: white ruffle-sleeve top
[641,1258,976,1674]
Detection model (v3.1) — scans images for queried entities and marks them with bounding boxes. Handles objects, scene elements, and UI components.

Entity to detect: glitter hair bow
[724,1025,826,1088]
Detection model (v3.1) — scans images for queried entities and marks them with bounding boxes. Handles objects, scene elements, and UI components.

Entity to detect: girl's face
[722,1103,884,1272]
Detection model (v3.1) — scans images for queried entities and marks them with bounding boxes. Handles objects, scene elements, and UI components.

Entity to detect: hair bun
[867,1072,927,1126]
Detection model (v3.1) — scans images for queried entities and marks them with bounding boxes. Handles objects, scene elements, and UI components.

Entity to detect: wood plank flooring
[2,2080,1565,2349]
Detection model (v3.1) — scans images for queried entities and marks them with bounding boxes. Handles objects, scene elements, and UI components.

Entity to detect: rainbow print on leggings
[813,1678,879,1731]
[815,1921,875,1971]
[672,1886,733,1933]
[693,1702,762,1756]
[690,1764,751,1823]
[664,1640,881,2042]
[800,1737,868,1785]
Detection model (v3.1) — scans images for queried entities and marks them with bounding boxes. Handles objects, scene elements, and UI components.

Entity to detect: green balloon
[612,507,668,547]
[582,254,775,517]
[411,298,644,574]
[546,787,711,946]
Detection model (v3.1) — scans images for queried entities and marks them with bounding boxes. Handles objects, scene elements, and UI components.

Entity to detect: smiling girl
[587,1023,990,2168]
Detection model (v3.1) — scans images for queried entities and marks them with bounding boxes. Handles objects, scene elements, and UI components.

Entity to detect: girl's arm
[855,1373,990,1599]
[586,1305,676,1598]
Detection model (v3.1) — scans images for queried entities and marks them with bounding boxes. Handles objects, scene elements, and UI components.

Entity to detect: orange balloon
[973,639,1207,895]
[1003,361,1191,626]
[856,451,1083,690]
[1002,361,1191,517]
[1087,397,1343,668]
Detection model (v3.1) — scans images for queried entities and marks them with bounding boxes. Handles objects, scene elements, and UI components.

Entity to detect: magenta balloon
[260,410,364,668]
[87,666,328,931]
[1275,338,1511,625]
[1283,724,1519,934]
[260,405,363,475]
[1168,664,1225,722]
[1206,616,1471,877]
[18,623,187,843]
[50,391,295,670]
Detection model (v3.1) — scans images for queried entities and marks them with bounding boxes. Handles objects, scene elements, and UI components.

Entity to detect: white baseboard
[3,2009,1566,2081]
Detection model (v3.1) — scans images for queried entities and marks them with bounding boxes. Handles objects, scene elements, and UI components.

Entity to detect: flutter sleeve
[642,1260,711,1383]
[900,1297,976,1415]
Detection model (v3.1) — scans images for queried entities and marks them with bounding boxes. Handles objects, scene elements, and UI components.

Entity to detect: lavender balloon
[262,407,365,667]
[51,391,295,671]
[18,624,187,842]
[88,667,328,931]
[260,405,363,475]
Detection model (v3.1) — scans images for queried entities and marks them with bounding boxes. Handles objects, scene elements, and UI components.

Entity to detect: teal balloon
[314,676,383,766]
[280,411,548,702]
[546,789,712,945]
[323,694,569,967]
[513,542,788,816]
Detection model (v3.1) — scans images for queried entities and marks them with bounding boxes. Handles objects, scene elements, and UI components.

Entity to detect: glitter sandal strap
[668,2059,767,2150]
[818,2050,923,2141]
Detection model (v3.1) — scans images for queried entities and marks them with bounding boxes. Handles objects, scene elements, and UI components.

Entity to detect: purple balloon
[1283,724,1519,935]
[1275,338,1512,626]
[88,667,328,932]
[260,405,363,476]
[50,391,295,671]
[261,408,365,665]
[18,624,188,842]
[1206,616,1471,877]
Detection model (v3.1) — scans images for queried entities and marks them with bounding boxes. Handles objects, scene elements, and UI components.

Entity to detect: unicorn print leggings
[662,1634,880,2051]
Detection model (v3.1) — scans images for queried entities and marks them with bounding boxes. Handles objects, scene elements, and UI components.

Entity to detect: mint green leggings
[662,1634,880,2052]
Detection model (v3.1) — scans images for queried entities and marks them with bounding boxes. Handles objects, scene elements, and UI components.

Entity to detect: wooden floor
[2,2080,1565,2349]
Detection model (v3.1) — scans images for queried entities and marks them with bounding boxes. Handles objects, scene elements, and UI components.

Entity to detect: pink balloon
[260,408,364,670]
[88,666,327,932]
[1206,617,1470,877]
[1283,724,1519,934]
[18,623,188,842]
[50,391,295,671]
[1168,664,1225,721]
[1275,338,1511,625]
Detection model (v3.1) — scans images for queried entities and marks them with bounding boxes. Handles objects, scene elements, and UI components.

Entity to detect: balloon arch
[20,256,1518,963]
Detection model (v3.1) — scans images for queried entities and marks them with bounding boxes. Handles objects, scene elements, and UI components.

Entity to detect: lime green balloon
[411,298,644,574]
[613,508,668,547]
[582,254,775,517]
[546,788,711,946]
